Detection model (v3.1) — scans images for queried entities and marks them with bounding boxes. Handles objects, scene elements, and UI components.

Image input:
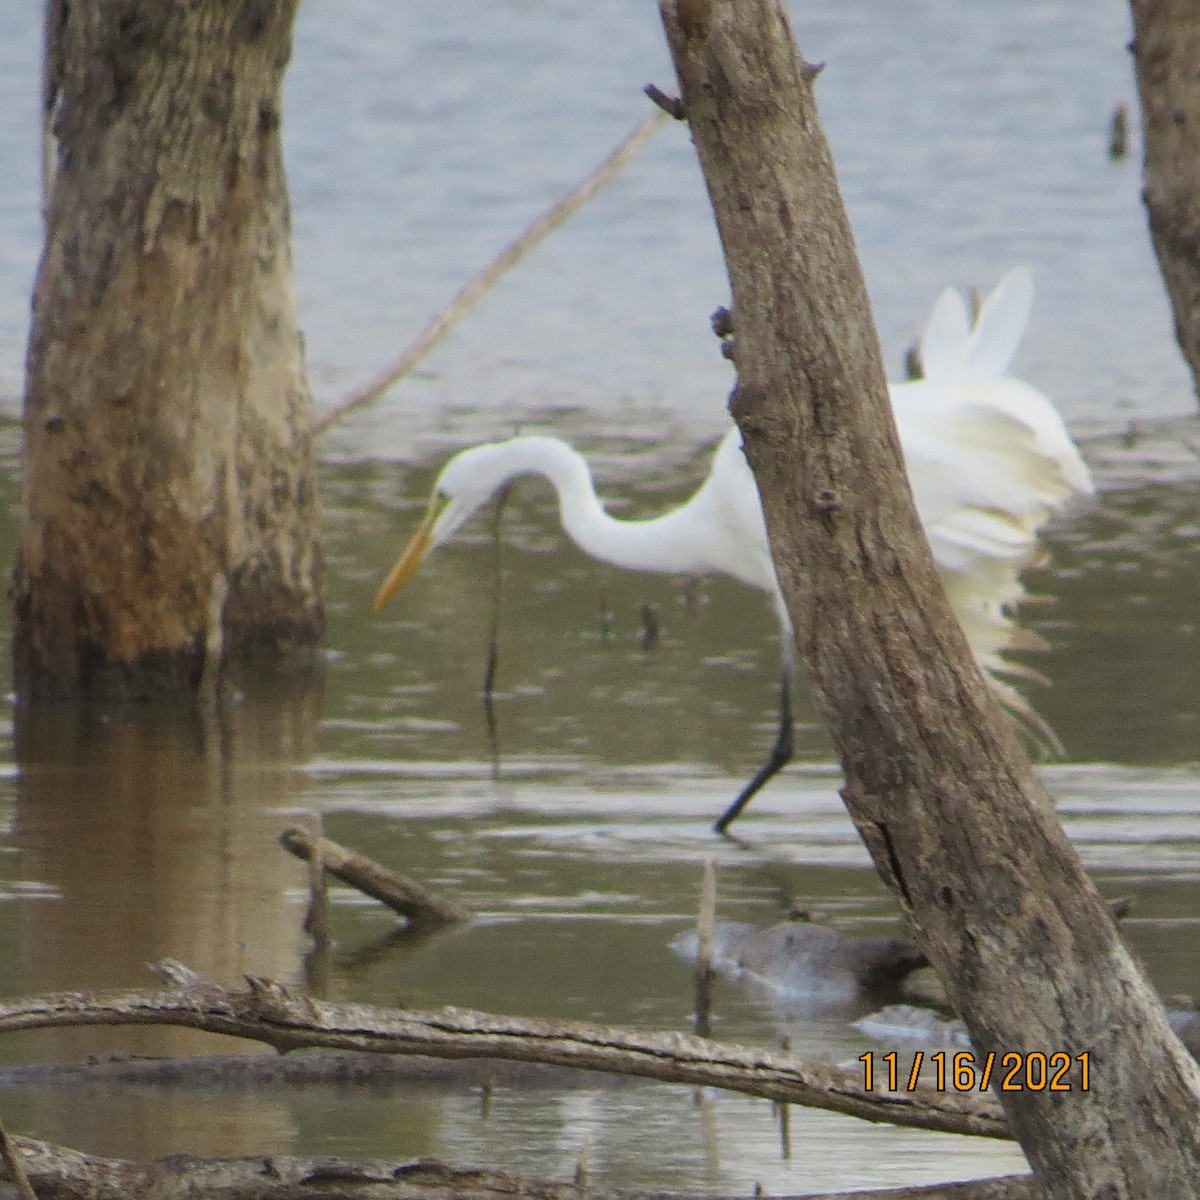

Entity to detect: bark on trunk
[1130,0,1200,407]
[13,0,323,700]
[657,1,1200,1196]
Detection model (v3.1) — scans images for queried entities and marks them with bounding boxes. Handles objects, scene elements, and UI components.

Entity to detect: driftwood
[279,827,470,926]
[0,1137,1034,1200]
[692,859,717,1035]
[0,975,1008,1140]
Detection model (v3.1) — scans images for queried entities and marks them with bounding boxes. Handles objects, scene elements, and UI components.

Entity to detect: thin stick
[482,484,514,774]
[311,108,669,436]
[280,827,470,925]
[697,1088,720,1175]
[0,1120,37,1200]
[573,1135,591,1188]
[694,858,717,1036]
[304,812,331,951]
[776,1097,793,1160]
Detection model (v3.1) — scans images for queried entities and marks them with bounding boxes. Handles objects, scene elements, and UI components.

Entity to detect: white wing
[959,265,1035,379]
[891,270,1092,735]
[918,285,973,380]
[720,268,1091,738]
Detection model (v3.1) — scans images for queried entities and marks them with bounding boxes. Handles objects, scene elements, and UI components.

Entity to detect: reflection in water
[1032,424,1200,765]
[9,667,322,1157]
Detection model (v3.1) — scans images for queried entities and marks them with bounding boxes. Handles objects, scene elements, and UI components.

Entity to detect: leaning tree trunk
[1130,0,1200,408]
[658,2,1200,1196]
[13,0,323,700]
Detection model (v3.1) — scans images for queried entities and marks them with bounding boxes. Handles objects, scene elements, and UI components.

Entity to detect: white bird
[374,267,1093,832]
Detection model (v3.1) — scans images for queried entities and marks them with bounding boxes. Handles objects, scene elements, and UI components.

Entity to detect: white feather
[385,268,1093,756]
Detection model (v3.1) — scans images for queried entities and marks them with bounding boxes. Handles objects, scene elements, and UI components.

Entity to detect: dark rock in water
[671,917,928,1014]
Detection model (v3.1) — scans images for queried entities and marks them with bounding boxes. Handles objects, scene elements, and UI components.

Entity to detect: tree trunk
[1130,0,1200,407]
[13,0,323,700]
[657,1,1200,1196]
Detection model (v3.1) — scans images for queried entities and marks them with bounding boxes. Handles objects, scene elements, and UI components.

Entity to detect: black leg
[481,484,513,780]
[713,668,794,834]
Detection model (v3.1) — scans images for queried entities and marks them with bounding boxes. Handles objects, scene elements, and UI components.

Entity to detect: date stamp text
[859,1050,1090,1093]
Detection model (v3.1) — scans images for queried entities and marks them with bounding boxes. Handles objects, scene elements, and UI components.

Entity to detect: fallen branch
[0,976,1008,1141]
[310,109,667,437]
[0,1137,1033,1200]
[279,826,470,926]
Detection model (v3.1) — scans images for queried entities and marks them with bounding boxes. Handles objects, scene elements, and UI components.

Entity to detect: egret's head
[372,440,526,611]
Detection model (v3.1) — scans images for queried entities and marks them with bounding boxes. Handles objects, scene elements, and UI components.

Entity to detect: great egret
[374,267,1093,832]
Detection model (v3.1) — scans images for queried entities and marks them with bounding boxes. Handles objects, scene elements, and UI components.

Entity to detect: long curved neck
[505,437,724,578]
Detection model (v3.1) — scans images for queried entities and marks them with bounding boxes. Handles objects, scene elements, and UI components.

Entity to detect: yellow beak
[373,496,444,611]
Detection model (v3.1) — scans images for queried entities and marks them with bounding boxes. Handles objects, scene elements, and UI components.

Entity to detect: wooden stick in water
[280,827,470,926]
[694,858,717,1036]
[304,812,332,951]
[482,483,514,773]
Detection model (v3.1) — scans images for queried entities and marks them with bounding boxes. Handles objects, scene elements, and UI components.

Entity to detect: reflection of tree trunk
[1130,0,1200,408]
[11,665,322,1157]
[657,1,1200,1197]
[14,1,322,700]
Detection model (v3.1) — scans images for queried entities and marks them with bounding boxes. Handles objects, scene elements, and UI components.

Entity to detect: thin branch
[643,83,687,120]
[692,859,716,1036]
[279,828,470,926]
[0,977,1008,1141]
[310,109,668,437]
[305,813,332,950]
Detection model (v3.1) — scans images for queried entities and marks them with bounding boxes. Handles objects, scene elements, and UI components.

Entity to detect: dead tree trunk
[1130,0,1200,407]
[13,0,323,700]
[657,2,1200,1196]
